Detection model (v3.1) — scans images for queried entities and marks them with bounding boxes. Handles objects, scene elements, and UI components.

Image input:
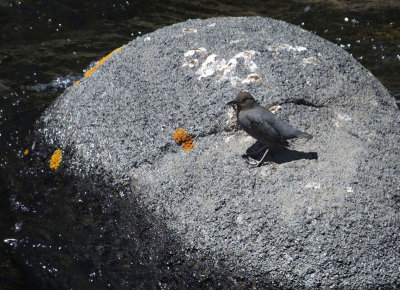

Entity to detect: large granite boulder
[38,17,399,288]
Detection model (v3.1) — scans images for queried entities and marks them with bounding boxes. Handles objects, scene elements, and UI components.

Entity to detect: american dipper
[227,92,313,167]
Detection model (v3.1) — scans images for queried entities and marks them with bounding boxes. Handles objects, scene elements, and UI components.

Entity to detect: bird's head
[226,91,257,110]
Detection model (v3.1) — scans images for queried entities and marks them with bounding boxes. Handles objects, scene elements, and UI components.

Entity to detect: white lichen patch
[224,135,233,143]
[144,36,151,42]
[226,58,237,69]
[302,57,319,65]
[230,39,245,44]
[334,112,353,128]
[197,54,225,79]
[184,47,207,57]
[234,51,258,71]
[267,44,307,52]
[182,59,199,68]
[268,104,282,113]
[240,50,256,58]
[305,182,321,190]
[337,113,352,121]
[207,23,216,27]
[183,28,197,34]
[242,73,262,84]
[182,49,259,85]
[346,187,353,193]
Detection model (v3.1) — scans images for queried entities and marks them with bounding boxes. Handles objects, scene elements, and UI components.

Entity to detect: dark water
[1,1,399,288]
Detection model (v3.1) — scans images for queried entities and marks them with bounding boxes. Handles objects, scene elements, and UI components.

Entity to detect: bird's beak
[226,100,237,106]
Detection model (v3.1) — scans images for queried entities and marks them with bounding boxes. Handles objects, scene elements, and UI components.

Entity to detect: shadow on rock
[244,141,318,164]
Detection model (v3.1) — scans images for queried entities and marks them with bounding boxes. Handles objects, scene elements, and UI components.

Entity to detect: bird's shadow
[244,141,318,164]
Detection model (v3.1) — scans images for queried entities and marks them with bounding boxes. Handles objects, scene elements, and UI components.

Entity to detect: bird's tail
[297,131,313,139]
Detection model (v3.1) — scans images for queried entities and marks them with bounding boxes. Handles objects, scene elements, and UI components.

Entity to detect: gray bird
[227,91,313,167]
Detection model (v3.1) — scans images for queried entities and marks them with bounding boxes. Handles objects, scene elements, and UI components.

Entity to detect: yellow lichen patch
[84,65,97,78]
[24,149,29,156]
[73,80,80,87]
[173,128,195,152]
[49,149,62,170]
[84,46,123,78]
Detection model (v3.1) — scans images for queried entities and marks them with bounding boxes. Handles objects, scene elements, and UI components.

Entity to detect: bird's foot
[245,157,270,167]
[255,160,265,167]
[243,148,270,167]
[245,158,260,167]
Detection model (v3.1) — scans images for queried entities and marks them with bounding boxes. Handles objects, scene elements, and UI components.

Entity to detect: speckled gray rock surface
[38,17,399,288]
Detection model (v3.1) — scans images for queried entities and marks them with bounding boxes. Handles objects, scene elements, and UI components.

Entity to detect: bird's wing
[240,107,282,143]
[242,106,303,141]
[268,112,306,139]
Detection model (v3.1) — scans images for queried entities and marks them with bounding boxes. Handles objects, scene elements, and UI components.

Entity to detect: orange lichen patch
[49,149,62,170]
[73,80,80,87]
[173,128,188,143]
[182,139,194,152]
[84,46,123,78]
[173,128,195,152]
[24,149,29,156]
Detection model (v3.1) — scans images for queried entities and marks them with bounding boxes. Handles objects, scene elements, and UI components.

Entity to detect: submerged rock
[38,17,400,288]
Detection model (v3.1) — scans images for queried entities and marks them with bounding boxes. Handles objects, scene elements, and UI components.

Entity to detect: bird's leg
[252,144,267,156]
[256,148,269,167]
[245,144,266,166]
[245,145,270,167]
